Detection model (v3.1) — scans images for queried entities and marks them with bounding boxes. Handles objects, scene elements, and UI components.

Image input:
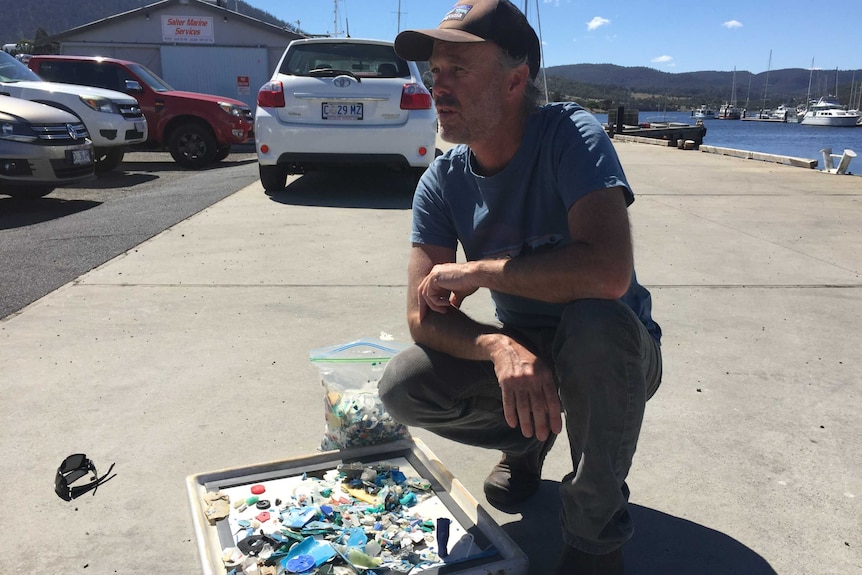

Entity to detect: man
[377,1,662,573]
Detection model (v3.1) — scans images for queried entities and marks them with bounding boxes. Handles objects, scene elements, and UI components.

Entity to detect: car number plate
[71,149,92,165]
[322,102,363,120]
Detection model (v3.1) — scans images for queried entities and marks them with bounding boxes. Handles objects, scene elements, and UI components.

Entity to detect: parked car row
[28,55,254,168]
[1,49,255,201]
[4,37,436,201]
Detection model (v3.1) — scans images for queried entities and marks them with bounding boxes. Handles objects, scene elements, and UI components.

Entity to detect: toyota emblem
[333,77,351,88]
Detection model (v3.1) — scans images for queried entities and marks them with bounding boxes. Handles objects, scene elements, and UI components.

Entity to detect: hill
[544,64,862,112]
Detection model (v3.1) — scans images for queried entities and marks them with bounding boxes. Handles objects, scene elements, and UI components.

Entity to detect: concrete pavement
[1,143,859,574]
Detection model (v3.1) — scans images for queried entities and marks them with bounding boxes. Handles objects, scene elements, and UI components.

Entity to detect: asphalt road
[0,149,259,320]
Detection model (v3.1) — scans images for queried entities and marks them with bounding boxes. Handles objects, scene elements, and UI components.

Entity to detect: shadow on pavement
[0,198,102,230]
[502,481,778,575]
[265,169,415,210]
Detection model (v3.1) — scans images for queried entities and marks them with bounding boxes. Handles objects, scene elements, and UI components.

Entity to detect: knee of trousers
[554,299,642,365]
[377,345,433,427]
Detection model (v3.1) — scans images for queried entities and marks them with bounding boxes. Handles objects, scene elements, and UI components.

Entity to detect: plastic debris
[203,491,231,525]
[220,461,495,574]
[310,338,412,450]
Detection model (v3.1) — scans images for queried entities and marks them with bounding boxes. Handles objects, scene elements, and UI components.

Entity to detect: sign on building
[161,15,215,44]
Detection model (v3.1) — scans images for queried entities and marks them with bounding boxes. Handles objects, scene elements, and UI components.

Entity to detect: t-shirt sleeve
[410,164,459,250]
[554,109,634,209]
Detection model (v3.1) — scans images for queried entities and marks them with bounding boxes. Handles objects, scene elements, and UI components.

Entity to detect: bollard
[820,147,857,174]
[819,148,833,171]
[834,149,856,175]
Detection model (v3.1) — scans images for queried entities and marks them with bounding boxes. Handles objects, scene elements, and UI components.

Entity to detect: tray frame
[186,438,528,575]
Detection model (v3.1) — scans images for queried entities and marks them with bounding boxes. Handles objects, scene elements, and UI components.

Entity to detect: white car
[255,38,436,192]
[0,50,146,173]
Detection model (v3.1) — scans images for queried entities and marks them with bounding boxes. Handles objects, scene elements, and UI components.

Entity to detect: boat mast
[805,57,814,109]
[731,67,737,106]
[761,49,772,114]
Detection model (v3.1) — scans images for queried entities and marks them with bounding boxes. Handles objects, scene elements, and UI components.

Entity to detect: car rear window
[280,43,409,78]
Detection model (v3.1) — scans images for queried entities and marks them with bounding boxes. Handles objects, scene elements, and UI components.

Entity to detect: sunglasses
[54,453,116,501]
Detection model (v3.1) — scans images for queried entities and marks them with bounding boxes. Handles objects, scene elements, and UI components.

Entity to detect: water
[593,111,862,161]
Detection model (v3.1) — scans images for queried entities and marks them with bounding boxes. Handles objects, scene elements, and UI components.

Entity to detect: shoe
[551,545,624,575]
[483,434,556,510]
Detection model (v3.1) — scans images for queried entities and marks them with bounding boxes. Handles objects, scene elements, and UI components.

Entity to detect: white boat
[692,105,716,119]
[799,96,860,127]
[770,105,795,122]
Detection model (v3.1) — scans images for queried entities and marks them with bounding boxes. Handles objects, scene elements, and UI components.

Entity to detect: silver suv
[1,95,94,200]
[0,50,145,173]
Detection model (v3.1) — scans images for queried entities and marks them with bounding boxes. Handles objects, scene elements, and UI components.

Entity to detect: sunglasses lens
[59,454,87,473]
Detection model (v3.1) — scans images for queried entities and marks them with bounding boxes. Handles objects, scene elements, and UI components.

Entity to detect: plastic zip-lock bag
[309,338,411,450]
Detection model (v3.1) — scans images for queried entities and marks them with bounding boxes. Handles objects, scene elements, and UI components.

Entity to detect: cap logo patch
[442,5,472,22]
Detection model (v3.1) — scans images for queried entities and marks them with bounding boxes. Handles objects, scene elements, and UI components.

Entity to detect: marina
[595,110,861,165]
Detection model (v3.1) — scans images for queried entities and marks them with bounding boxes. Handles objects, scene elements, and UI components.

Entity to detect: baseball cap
[394,0,541,79]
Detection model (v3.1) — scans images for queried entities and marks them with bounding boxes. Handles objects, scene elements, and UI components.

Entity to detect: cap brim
[394,29,486,62]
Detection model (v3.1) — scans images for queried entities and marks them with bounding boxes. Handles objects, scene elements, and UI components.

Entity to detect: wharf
[0,141,860,575]
[606,122,708,147]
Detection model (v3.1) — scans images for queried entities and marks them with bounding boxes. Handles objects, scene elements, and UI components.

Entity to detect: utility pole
[395,0,406,33]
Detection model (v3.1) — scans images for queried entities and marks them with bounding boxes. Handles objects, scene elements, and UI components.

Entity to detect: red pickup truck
[29,55,253,168]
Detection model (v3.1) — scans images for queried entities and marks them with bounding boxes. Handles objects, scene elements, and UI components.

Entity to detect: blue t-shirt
[411,102,661,342]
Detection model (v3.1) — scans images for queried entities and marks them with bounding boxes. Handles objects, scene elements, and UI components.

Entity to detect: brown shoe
[551,545,624,575]
[483,434,556,510]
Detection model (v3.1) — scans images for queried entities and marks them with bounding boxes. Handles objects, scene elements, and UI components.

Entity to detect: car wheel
[259,164,288,192]
[168,123,217,168]
[4,186,55,200]
[214,145,232,162]
[94,148,124,173]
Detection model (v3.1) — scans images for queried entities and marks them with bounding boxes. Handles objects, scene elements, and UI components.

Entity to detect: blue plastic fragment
[285,554,315,573]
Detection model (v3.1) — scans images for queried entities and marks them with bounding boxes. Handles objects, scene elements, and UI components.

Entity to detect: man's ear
[506,63,530,97]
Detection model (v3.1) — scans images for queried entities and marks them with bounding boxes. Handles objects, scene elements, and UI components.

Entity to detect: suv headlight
[0,120,38,143]
[218,102,249,117]
[79,95,118,114]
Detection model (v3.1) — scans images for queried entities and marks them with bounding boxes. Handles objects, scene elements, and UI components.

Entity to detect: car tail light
[400,83,432,110]
[257,81,285,108]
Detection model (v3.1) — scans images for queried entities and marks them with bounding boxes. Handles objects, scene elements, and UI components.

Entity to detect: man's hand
[417,262,481,319]
[489,337,564,441]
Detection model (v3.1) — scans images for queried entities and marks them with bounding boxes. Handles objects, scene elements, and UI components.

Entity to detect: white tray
[186,438,528,575]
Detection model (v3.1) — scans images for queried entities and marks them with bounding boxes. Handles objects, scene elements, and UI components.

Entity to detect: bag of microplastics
[309,338,411,451]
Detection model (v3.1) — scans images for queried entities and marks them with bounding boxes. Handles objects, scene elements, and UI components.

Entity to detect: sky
[242,0,861,74]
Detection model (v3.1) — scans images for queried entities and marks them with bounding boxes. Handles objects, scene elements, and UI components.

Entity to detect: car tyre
[259,164,288,192]
[169,123,217,168]
[214,145,232,162]
[94,148,124,173]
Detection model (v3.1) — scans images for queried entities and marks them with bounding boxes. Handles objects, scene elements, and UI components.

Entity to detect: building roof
[43,0,306,44]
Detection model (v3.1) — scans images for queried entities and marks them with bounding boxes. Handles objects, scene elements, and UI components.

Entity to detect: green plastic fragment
[246,495,259,505]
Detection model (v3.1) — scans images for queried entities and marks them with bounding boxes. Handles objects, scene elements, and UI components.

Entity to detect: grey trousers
[378,299,662,554]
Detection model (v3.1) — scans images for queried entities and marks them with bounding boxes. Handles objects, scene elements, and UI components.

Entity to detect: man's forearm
[408,305,507,363]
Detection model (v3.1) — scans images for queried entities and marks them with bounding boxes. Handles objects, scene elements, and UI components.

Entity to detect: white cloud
[651,55,673,64]
[543,0,561,6]
[722,20,743,29]
[587,16,610,31]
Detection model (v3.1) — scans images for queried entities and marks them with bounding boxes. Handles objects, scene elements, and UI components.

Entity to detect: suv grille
[30,122,90,145]
[117,103,144,120]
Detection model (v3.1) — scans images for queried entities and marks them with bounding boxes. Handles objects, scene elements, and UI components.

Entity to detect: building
[44,0,306,112]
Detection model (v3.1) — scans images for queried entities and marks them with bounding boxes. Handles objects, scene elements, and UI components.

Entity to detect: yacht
[691,105,716,119]
[799,96,860,127]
